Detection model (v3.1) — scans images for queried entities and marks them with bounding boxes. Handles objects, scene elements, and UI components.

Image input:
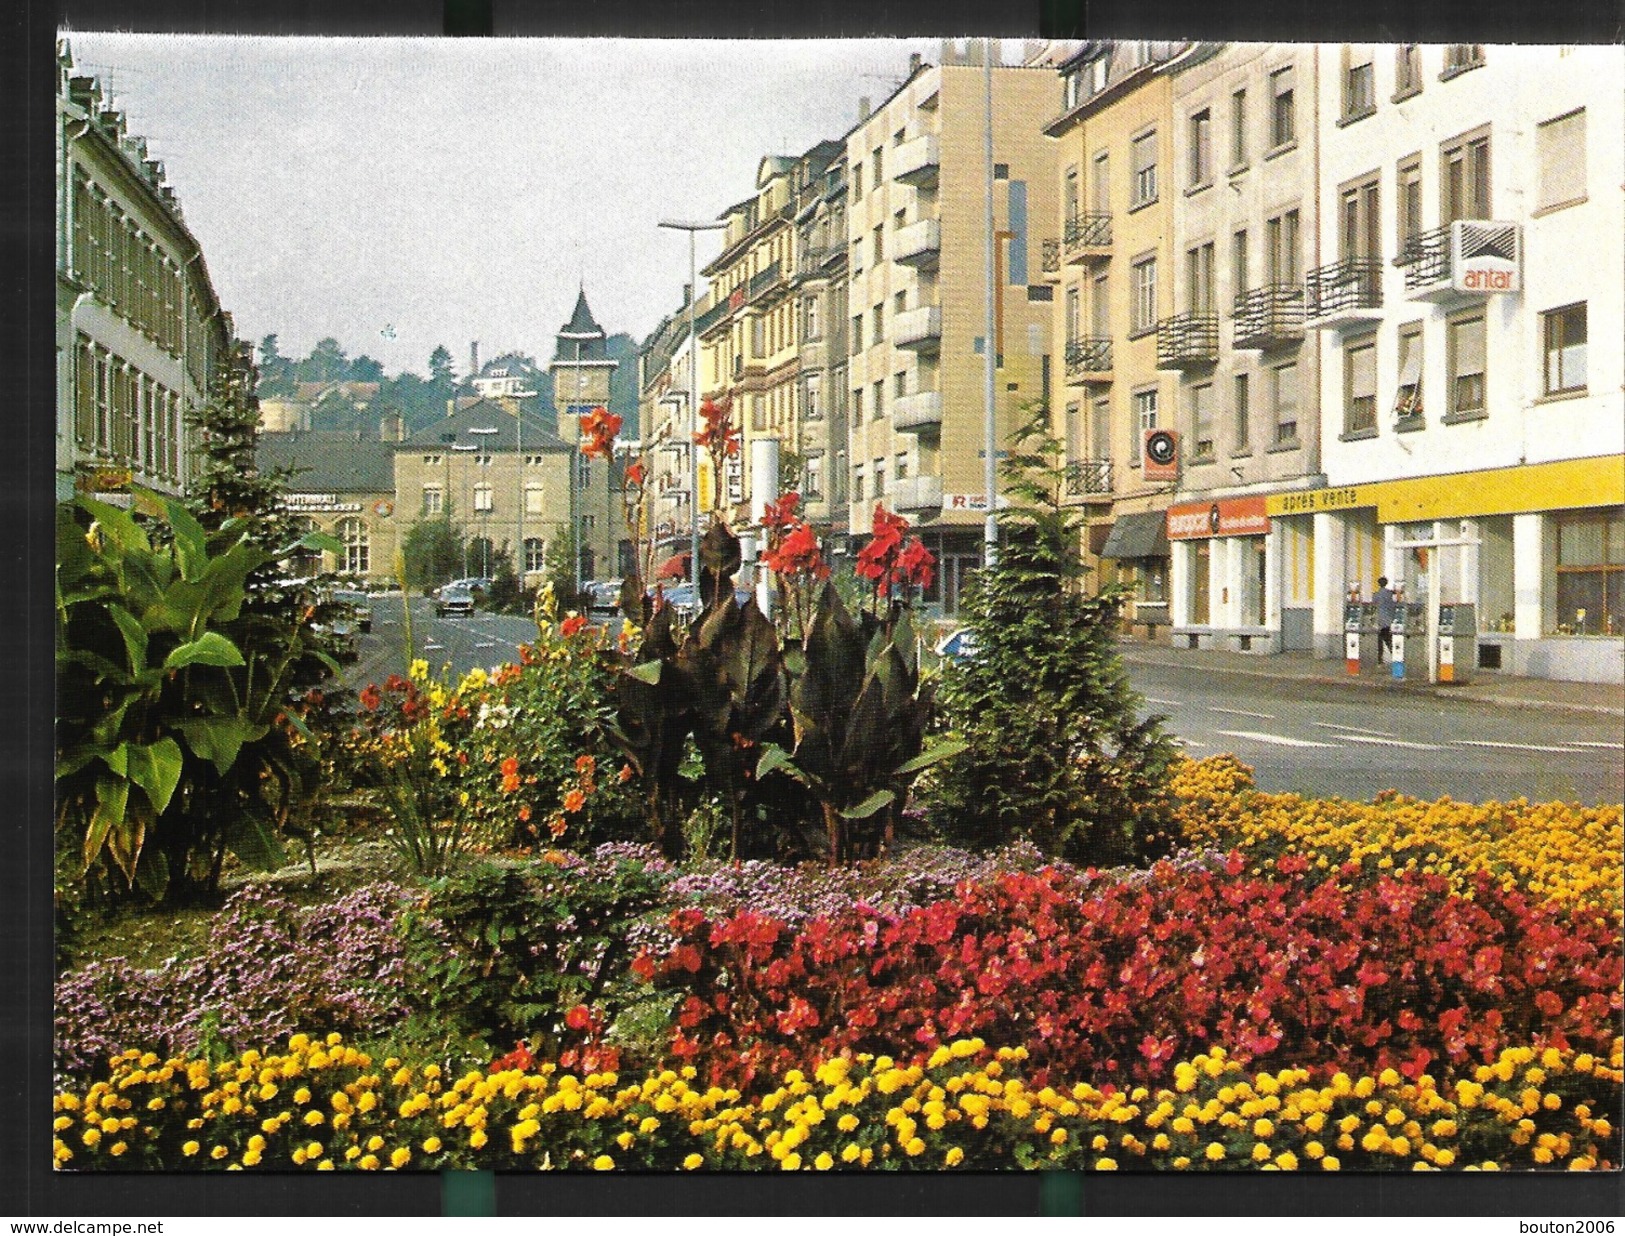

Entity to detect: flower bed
[52,1033,1622,1172]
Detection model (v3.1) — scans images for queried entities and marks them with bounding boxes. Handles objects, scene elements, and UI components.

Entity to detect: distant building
[255,430,401,583]
[470,352,542,401]
[791,141,851,540]
[549,290,623,582]
[55,41,242,503]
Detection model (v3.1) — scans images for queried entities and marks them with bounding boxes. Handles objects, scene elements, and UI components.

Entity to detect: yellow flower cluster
[1171,757,1624,919]
[52,1033,1623,1173]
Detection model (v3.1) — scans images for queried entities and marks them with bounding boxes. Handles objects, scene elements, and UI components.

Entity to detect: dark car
[333,588,373,634]
[585,579,625,616]
[435,584,476,617]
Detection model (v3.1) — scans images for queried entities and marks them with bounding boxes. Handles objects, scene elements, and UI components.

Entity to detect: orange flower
[618,764,634,784]
[563,789,587,814]
[575,754,596,777]
[561,615,588,638]
[548,815,569,839]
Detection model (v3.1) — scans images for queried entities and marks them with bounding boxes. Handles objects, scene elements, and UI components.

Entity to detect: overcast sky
[63,33,975,377]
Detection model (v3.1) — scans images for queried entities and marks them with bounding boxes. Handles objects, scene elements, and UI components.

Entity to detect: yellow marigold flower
[1205,1143,1225,1162]
[780,1152,803,1171]
[1322,1155,1341,1171]
[359,1155,380,1171]
[81,1129,101,1148]
[1173,1156,1192,1169]
[469,1129,488,1150]
[1252,1143,1272,1162]
[1435,1149,1456,1167]
[391,1147,411,1169]
[592,1155,614,1171]
[842,1143,862,1164]
[1050,1128,1068,1146]
[1096,1158,1118,1171]
[616,1132,635,1151]
[1253,1118,1274,1139]
[247,1135,267,1153]
[1151,1133,1171,1152]
[211,1145,229,1160]
[683,1153,704,1170]
[1543,1093,1563,1111]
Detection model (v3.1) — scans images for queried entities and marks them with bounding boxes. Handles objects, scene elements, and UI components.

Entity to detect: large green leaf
[133,849,170,901]
[626,660,663,685]
[222,809,287,871]
[124,737,184,815]
[164,631,245,669]
[108,605,150,674]
[84,775,129,871]
[840,789,895,819]
[174,717,269,774]
[78,496,151,554]
[163,496,210,583]
[893,738,969,777]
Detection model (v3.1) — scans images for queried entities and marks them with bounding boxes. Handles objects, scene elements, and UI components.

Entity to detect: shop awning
[655,551,691,580]
[1100,510,1170,560]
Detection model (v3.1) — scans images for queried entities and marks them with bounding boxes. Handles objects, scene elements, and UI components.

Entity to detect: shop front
[1166,495,1284,654]
[1099,509,1171,642]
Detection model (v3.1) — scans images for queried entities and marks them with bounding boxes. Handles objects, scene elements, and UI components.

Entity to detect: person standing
[1374,576,1397,664]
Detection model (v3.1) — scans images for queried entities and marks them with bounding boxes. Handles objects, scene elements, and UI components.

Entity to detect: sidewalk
[1116,640,1625,718]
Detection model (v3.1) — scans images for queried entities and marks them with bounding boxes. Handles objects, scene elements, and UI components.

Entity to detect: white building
[1304,43,1623,682]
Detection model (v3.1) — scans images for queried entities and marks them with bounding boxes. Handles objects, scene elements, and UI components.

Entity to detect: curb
[1116,647,1625,719]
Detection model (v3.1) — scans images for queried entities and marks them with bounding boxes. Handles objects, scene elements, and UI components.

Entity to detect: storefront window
[1553,512,1624,635]
[1191,541,1211,625]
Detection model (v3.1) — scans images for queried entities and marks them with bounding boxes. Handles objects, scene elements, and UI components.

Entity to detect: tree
[301,337,349,385]
[428,345,456,391]
[349,354,385,382]
[257,334,295,398]
[544,525,583,612]
[483,543,526,614]
[402,513,466,594]
[925,406,1180,867]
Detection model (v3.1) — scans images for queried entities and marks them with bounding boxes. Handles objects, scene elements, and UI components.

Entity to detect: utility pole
[982,39,999,569]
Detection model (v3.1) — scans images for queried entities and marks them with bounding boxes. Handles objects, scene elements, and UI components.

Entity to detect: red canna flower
[693,398,741,458]
[578,406,622,459]
[624,459,647,488]
[761,492,801,531]
[561,614,588,638]
[358,683,382,712]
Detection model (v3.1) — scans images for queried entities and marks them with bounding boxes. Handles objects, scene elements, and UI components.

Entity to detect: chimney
[470,341,479,380]
[857,96,871,123]
[683,282,692,307]
[909,52,922,76]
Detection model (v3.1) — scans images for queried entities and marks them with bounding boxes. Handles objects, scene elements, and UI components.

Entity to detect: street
[343,595,1623,808]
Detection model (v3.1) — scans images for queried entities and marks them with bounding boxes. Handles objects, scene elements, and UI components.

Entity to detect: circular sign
[373,500,394,518]
[1145,429,1178,467]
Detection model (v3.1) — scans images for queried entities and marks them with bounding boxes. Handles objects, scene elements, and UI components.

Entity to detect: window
[804,455,823,499]
[873,460,885,497]
[577,455,592,488]
[1131,131,1158,208]
[750,316,765,357]
[1091,272,1111,336]
[1537,110,1587,211]
[473,484,493,513]
[1344,335,1378,435]
[1442,45,1485,79]
[1190,383,1214,459]
[872,380,884,421]
[852,314,864,351]
[1553,512,1624,636]
[873,224,885,263]
[1265,209,1301,284]
[852,163,863,199]
[1091,151,1110,213]
[805,295,821,339]
[895,452,909,481]
[752,394,767,433]
[1229,89,1248,168]
[853,465,864,501]
[1271,363,1299,444]
[1131,388,1158,463]
[1269,67,1296,149]
[1543,304,1587,395]
[1442,131,1491,224]
[337,517,370,576]
[871,306,883,347]
[805,373,823,420]
[872,148,882,183]
[1066,287,1081,343]
[525,483,544,515]
[524,537,546,573]
[1397,157,1423,252]
[1233,373,1251,452]
[1394,44,1422,98]
[1446,310,1486,419]
[853,387,864,421]
[1188,109,1212,187]
[835,450,847,501]
[1340,175,1381,260]
[1187,242,1215,313]
[1395,323,1424,421]
[1091,397,1112,463]
[1342,47,1375,121]
[422,485,443,515]
[894,371,908,398]
[1064,165,1080,225]
[1131,256,1158,333]
[1231,230,1249,297]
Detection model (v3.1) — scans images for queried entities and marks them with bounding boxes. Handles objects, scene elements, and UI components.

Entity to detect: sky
[63,33,977,378]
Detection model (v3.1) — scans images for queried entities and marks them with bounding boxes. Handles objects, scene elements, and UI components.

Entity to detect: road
[342,596,1623,807]
[1123,657,1623,806]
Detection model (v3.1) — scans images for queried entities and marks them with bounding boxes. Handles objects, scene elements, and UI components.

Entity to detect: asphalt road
[342,595,1623,807]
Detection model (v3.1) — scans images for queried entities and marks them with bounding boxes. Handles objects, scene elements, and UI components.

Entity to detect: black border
[12,0,1623,1218]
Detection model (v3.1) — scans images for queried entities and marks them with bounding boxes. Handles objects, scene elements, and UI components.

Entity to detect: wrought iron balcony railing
[1155,312,1220,369]
[1064,459,1113,497]
[1396,225,1451,290]
[1304,257,1383,320]
[1063,212,1112,258]
[1064,336,1113,381]
[1041,238,1061,276]
[1231,284,1305,350]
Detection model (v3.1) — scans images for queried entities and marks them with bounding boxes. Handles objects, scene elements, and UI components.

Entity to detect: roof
[555,289,611,362]
[398,399,570,453]
[255,431,397,494]
[1100,510,1170,560]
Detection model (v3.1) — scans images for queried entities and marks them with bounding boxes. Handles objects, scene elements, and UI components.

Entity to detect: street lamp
[660,217,726,589]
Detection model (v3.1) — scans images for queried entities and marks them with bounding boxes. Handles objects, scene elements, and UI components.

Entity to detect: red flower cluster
[758,492,829,581]
[635,860,1623,1091]
[854,504,935,597]
[624,459,647,488]
[693,398,740,458]
[578,406,622,459]
[560,614,588,638]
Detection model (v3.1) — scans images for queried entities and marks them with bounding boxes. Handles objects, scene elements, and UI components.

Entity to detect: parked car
[435,576,492,598]
[585,578,625,616]
[657,583,757,625]
[934,628,979,663]
[333,588,372,634]
[435,584,477,617]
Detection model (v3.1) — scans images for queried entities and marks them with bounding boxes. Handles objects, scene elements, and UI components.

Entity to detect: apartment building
[791,144,851,540]
[56,42,239,503]
[696,153,810,523]
[1045,41,1187,634]
[636,303,702,574]
[848,46,1062,615]
[1162,43,1324,654]
[1306,43,1623,682]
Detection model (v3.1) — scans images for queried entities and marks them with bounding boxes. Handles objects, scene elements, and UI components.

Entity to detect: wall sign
[1166,495,1269,540]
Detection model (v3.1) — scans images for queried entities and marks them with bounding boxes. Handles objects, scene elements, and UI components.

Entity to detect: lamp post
[660,217,726,589]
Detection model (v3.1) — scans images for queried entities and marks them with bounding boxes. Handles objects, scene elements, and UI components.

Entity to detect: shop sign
[943,494,1012,512]
[286,493,363,513]
[1166,495,1269,540]
[76,464,132,493]
[1266,486,1368,516]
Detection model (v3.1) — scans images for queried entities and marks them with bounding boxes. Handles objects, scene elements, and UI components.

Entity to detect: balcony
[890,473,943,513]
[747,261,785,302]
[1155,312,1220,369]
[1063,212,1112,263]
[894,218,941,269]
[1397,221,1521,302]
[893,304,942,352]
[892,390,943,432]
[893,135,940,188]
[1064,336,1113,384]
[1231,284,1305,350]
[1304,258,1384,329]
[1064,459,1114,501]
[1041,238,1062,281]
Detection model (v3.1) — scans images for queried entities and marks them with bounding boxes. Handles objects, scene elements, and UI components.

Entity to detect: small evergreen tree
[926,407,1180,866]
[401,512,467,594]
[484,543,527,614]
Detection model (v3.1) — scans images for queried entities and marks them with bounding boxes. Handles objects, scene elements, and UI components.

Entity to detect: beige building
[635,304,700,573]
[789,142,850,539]
[1162,44,1324,653]
[56,42,239,503]
[846,45,1063,614]
[1045,42,1188,633]
[256,430,402,585]
[548,291,623,583]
